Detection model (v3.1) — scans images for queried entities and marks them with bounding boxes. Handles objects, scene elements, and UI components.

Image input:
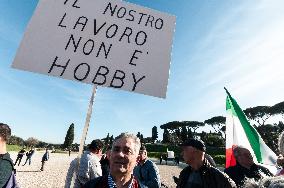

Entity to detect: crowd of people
[1,122,284,188]
[65,132,284,188]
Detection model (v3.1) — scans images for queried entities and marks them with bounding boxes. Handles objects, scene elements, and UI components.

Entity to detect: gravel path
[9,151,183,188]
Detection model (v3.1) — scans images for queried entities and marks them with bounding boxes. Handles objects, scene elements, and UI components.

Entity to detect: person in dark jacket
[100,145,111,176]
[177,138,236,188]
[224,146,273,187]
[22,147,35,166]
[40,148,49,171]
[134,145,161,188]
[83,133,145,188]
[14,147,26,166]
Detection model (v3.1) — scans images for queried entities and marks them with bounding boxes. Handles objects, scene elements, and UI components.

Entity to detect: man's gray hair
[113,132,141,154]
[233,145,248,157]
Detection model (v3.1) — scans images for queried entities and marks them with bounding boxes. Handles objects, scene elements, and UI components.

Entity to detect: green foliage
[145,144,167,153]
[244,106,271,126]
[105,133,110,145]
[206,146,225,156]
[143,137,153,143]
[181,126,188,142]
[270,102,284,118]
[160,121,182,130]
[63,123,74,149]
[212,155,225,166]
[109,135,114,145]
[25,137,39,147]
[148,152,163,159]
[145,144,182,157]
[162,129,170,143]
[204,116,226,138]
[8,135,24,146]
[152,126,158,142]
[256,122,284,154]
[203,134,225,147]
[37,141,49,148]
[7,144,22,151]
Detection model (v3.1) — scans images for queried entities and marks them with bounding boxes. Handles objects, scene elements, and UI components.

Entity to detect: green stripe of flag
[225,89,262,163]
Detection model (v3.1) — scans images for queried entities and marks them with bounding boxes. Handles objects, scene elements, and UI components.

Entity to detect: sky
[1,0,284,145]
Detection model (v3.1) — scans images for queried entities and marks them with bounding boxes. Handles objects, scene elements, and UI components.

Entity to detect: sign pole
[78,85,97,159]
[70,86,97,186]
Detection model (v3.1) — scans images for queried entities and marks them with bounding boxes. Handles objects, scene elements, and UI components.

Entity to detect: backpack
[4,170,19,188]
[1,156,20,188]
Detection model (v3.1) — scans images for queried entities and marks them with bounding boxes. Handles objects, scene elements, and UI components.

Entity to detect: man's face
[138,150,147,163]
[109,137,138,176]
[181,146,196,164]
[236,148,254,168]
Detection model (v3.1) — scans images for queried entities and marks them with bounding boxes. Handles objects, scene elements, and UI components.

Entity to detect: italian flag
[225,88,277,170]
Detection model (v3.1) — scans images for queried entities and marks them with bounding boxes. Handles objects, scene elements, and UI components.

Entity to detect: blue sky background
[1,0,284,144]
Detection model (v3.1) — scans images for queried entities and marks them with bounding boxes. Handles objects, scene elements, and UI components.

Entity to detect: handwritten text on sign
[12,0,176,98]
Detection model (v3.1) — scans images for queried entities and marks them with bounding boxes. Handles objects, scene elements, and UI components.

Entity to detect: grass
[7,144,22,151]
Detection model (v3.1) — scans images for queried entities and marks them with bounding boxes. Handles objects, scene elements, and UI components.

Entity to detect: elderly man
[134,145,161,188]
[83,132,145,188]
[224,146,273,187]
[177,138,236,188]
[0,123,17,187]
[75,139,104,187]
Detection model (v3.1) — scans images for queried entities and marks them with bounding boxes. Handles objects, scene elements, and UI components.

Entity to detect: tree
[143,137,153,143]
[9,135,24,146]
[270,101,284,119]
[140,134,144,143]
[181,126,188,142]
[184,121,204,137]
[25,137,39,147]
[151,126,158,143]
[244,106,272,127]
[136,132,141,139]
[63,123,75,149]
[109,135,114,145]
[204,116,226,138]
[256,124,280,153]
[105,133,110,145]
[203,133,224,147]
[162,129,170,143]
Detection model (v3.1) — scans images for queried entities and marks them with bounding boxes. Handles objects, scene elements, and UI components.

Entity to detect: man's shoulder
[0,153,13,166]
[209,166,230,177]
[256,164,273,176]
[0,153,14,187]
[224,165,239,173]
[145,159,156,166]
[179,165,191,175]
[83,176,107,188]
[207,166,237,187]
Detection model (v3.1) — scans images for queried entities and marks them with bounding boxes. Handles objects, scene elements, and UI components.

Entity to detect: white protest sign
[12,0,176,98]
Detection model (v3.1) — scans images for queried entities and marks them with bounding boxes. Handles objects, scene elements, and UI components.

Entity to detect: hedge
[212,155,226,166]
[145,144,224,156]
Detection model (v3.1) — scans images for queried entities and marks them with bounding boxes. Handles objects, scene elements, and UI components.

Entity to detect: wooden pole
[70,86,97,187]
[78,85,97,158]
